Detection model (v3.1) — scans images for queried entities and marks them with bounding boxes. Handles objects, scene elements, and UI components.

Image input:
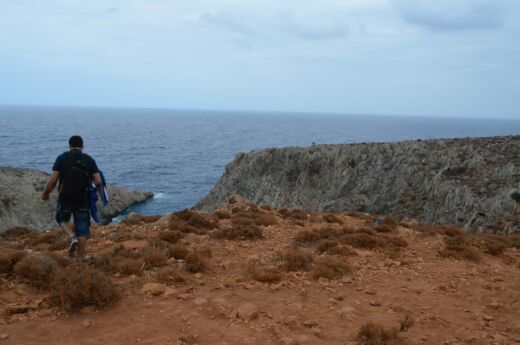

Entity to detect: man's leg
[73,209,91,260]
[56,204,78,257]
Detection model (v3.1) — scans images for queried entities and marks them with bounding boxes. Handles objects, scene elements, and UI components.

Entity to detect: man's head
[69,135,84,149]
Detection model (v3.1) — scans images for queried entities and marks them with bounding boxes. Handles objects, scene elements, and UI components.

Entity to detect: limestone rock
[195,136,520,233]
[141,283,167,296]
[236,302,259,321]
[0,167,153,232]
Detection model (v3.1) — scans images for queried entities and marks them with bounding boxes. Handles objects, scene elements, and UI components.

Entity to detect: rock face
[0,167,153,232]
[196,136,520,233]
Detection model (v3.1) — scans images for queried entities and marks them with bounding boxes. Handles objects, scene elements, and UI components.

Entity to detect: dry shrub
[213,217,264,240]
[282,248,314,271]
[383,235,408,248]
[48,240,67,251]
[259,204,273,211]
[0,250,27,274]
[169,244,190,259]
[110,257,145,275]
[245,260,282,284]
[343,233,385,250]
[294,229,322,245]
[470,236,507,256]
[184,250,207,273]
[310,256,351,280]
[281,209,308,220]
[212,209,231,220]
[253,213,279,227]
[400,313,415,332]
[1,227,36,239]
[316,240,356,256]
[356,322,406,345]
[174,209,215,231]
[159,230,185,244]
[29,231,62,246]
[156,266,187,284]
[323,213,344,224]
[442,226,465,237]
[439,236,480,262]
[13,255,56,288]
[374,217,398,233]
[141,248,168,268]
[50,265,119,311]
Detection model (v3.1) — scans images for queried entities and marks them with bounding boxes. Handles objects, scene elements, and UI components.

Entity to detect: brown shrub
[0,250,27,274]
[316,240,356,256]
[282,248,314,271]
[470,236,507,256]
[212,209,231,220]
[281,209,308,220]
[29,231,62,246]
[291,220,306,227]
[110,257,145,275]
[184,251,207,273]
[316,240,339,254]
[442,226,465,237]
[310,256,351,280]
[259,204,273,211]
[159,230,185,244]
[253,213,279,227]
[213,219,263,240]
[374,217,398,233]
[439,236,480,262]
[323,213,344,224]
[48,240,67,251]
[50,265,119,311]
[400,313,415,332]
[13,255,56,288]
[343,234,385,250]
[245,261,283,284]
[382,235,408,248]
[294,229,322,245]
[356,322,406,345]
[156,266,187,284]
[1,227,35,239]
[174,209,215,230]
[169,244,190,259]
[142,248,168,268]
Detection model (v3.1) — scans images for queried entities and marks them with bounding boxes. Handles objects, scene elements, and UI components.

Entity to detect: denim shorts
[55,203,91,237]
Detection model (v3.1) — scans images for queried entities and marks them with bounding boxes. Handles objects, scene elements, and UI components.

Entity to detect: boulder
[0,167,153,232]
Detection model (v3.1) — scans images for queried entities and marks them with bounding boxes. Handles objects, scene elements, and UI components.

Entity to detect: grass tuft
[310,256,351,280]
[282,248,314,271]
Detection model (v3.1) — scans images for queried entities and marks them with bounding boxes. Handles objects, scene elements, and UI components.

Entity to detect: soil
[1,204,520,345]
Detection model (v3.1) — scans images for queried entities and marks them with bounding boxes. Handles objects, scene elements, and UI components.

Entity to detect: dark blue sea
[1,105,520,218]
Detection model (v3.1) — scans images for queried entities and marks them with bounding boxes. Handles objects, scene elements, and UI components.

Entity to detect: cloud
[277,9,349,40]
[393,0,507,31]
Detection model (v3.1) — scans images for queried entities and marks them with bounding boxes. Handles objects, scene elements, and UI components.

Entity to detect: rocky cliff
[0,167,153,232]
[196,136,520,233]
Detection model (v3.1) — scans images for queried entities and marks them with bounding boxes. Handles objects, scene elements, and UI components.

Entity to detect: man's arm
[92,172,102,189]
[42,171,60,200]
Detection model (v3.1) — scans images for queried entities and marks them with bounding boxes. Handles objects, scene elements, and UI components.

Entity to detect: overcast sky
[0,0,519,118]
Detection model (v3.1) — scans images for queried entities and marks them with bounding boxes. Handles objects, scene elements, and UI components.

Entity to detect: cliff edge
[196,136,520,233]
[0,167,153,232]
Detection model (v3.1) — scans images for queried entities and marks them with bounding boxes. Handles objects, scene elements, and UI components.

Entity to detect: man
[42,135,102,259]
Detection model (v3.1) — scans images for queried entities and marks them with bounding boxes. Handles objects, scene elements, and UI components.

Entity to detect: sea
[1,105,520,219]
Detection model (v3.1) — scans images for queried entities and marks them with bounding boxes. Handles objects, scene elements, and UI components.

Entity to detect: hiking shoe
[68,236,79,257]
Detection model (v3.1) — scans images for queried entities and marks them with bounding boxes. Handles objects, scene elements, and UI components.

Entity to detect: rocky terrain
[1,197,520,345]
[196,136,520,234]
[0,167,153,232]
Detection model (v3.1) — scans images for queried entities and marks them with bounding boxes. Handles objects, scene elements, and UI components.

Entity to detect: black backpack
[60,152,91,203]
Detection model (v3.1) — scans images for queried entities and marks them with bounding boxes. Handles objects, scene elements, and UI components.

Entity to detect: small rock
[193,297,208,306]
[280,337,297,345]
[336,306,356,318]
[297,335,310,345]
[141,283,167,296]
[37,309,53,318]
[283,316,299,330]
[236,303,259,321]
[164,287,177,298]
[194,273,203,279]
[82,319,93,328]
[370,301,381,307]
[0,308,7,317]
[286,303,304,316]
[211,298,231,316]
[6,303,28,314]
[483,314,494,322]
[302,320,318,328]
[177,293,194,301]
[0,334,8,341]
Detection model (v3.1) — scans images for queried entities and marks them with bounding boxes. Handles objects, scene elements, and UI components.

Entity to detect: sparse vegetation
[323,213,344,224]
[50,265,120,311]
[13,254,56,289]
[310,256,351,280]
[156,266,187,284]
[184,250,207,273]
[356,322,407,345]
[0,250,27,274]
[159,230,185,244]
[245,260,282,283]
[212,209,231,220]
[439,236,480,262]
[169,244,190,259]
[282,248,314,271]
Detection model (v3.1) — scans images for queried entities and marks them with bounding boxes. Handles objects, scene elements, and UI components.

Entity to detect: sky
[0,0,519,118]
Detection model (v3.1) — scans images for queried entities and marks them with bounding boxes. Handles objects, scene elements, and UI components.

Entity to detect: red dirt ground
[1,202,520,345]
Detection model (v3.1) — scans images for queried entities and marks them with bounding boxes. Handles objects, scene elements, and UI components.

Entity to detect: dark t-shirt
[52,149,99,203]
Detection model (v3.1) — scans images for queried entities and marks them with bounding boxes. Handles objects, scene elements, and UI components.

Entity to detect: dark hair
[69,135,83,148]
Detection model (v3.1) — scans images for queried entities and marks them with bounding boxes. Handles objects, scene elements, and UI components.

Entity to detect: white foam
[153,192,167,199]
